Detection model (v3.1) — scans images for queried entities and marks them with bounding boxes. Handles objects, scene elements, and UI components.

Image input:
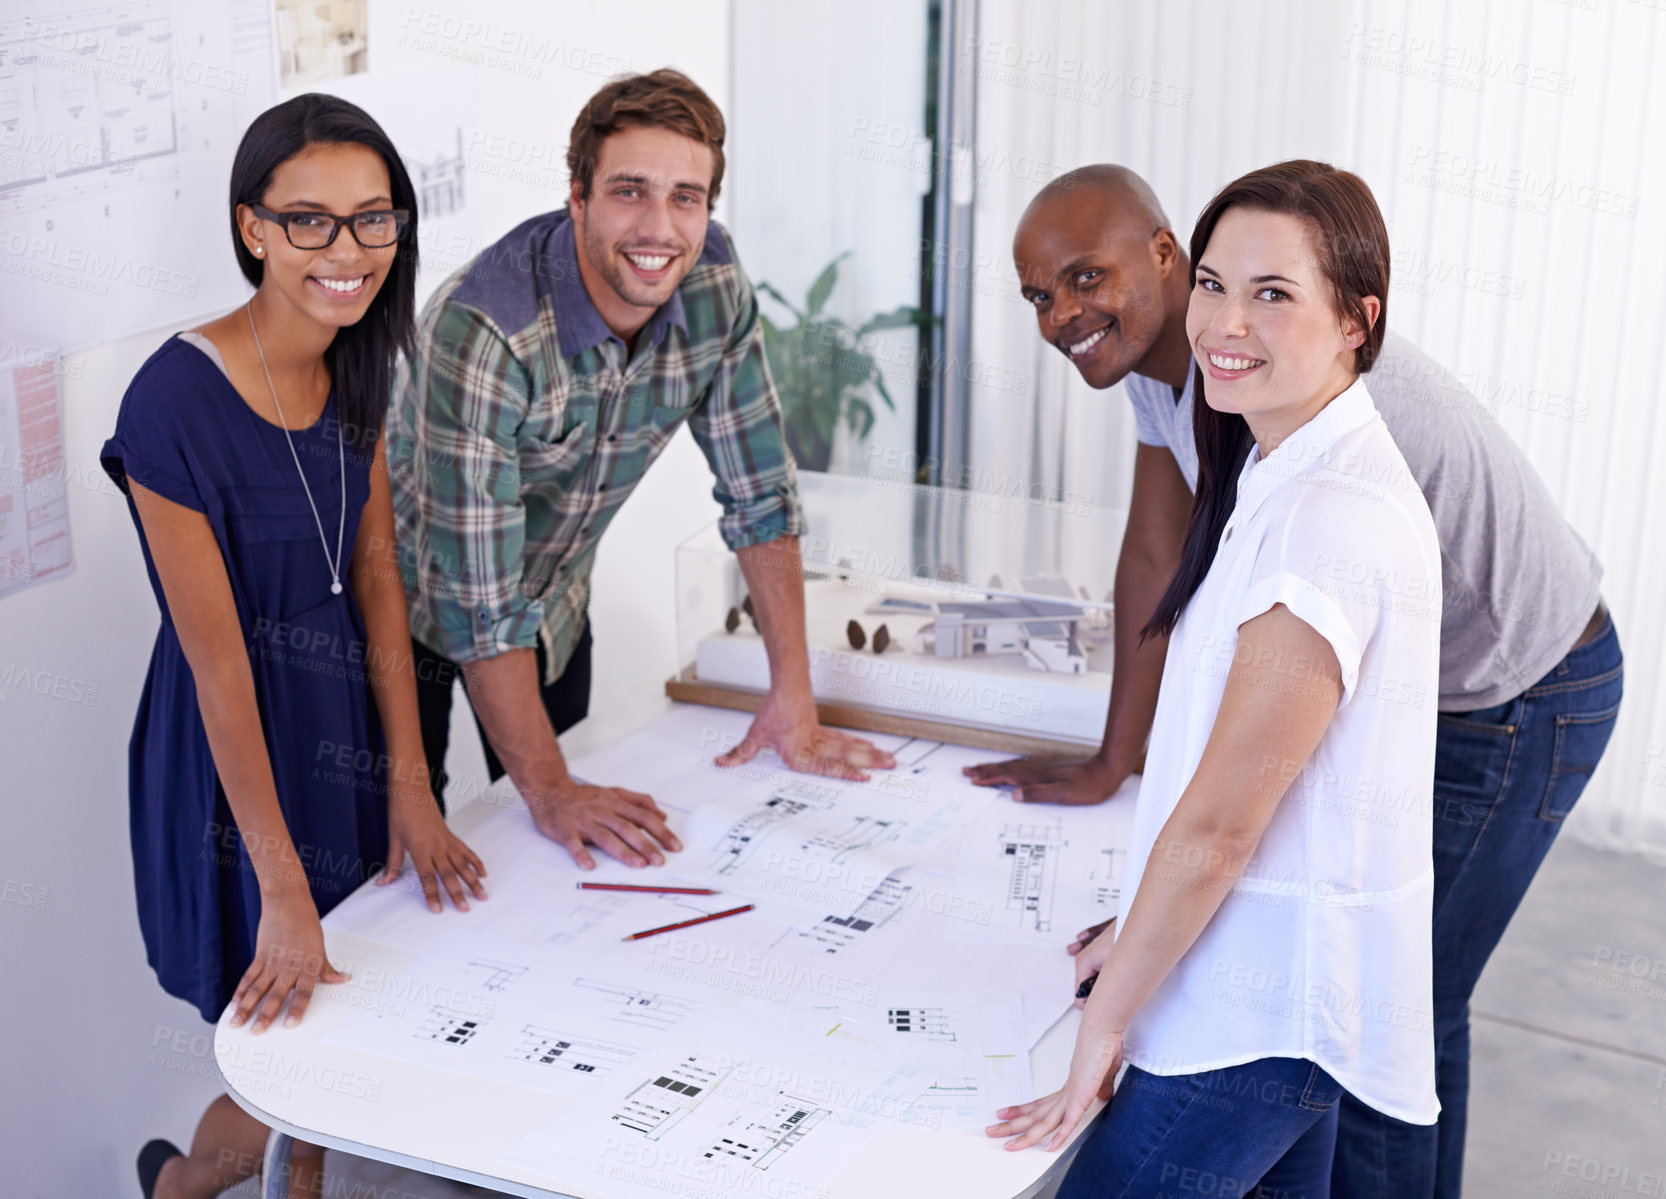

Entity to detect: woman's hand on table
[986,1026,1123,1151]
[961,754,1127,806]
[230,889,345,1033]
[381,780,489,912]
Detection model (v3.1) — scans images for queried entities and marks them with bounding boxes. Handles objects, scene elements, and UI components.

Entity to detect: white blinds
[963,0,1666,854]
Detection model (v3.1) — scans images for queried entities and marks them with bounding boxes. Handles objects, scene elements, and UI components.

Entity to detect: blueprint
[0,1,278,350]
[317,704,1139,1195]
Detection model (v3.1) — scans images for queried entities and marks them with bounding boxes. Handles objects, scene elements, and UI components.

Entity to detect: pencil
[621,903,755,942]
[577,883,720,895]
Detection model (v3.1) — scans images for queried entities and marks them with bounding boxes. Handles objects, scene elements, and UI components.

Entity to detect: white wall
[963,0,1666,855]
[0,3,728,1195]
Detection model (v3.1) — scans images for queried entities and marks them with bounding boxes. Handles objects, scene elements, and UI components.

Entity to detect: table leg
[262,1128,293,1199]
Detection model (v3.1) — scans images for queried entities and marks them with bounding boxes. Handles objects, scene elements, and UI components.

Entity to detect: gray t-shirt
[1124,331,1602,710]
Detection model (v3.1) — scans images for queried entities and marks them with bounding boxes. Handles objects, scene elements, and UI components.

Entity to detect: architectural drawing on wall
[511,1026,634,1078]
[707,781,838,876]
[612,1055,729,1140]
[997,820,1063,935]
[702,1098,831,1170]
[415,1006,483,1046]
[415,126,465,219]
[0,0,277,351]
[0,6,182,206]
[0,361,73,599]
[574,978,699,1033]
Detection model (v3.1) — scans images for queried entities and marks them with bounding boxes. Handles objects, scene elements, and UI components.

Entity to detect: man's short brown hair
[567,68,726,209]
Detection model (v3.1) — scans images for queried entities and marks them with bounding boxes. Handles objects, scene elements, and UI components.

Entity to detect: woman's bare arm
[129,480,343,1030]
[347,438,486,911]
[989,602,1344,1150]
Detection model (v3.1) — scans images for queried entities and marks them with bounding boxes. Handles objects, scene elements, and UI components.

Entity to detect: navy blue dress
[101,335,389,1022]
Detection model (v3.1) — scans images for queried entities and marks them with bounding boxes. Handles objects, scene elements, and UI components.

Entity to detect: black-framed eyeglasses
[250,204,410,250]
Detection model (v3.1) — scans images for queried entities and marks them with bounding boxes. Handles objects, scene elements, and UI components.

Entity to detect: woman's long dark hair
[229,94,418,452]
[1141,159,1391,642]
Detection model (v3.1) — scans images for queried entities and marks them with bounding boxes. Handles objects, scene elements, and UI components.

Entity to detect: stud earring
[254,246,263,256]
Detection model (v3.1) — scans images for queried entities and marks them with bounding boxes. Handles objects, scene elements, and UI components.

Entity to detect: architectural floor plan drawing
[501,1014,948,1198]
[511,1026,634,1078]
[887,1005,958,1041]
[415,1006,484,1047]
[801,812,907,866]
[462,958,528,993]
[778,873,913,957]
[706,781,839,876]
[996,820,1065,935]
[0,0,279,349]
[307,704,1145,1194]
[950,789,1139,945]
[610,1054,728,1139]
[1091,846,1126,909]
[573,977,699,1033]
[702,1098,831,1170]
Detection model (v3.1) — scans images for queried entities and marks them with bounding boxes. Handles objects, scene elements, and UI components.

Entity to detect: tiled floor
[269,837,1665,1199]
[1460,837,1666,1199]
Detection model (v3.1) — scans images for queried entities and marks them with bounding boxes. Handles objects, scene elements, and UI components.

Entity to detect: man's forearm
[461,648,570,809]
[1096,545,1174,775]
[736,536,814,700]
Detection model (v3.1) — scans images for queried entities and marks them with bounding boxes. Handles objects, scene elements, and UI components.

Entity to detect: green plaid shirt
[387,209,802,682]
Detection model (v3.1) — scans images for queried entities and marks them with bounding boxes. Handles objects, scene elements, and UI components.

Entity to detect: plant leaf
[758,281,803,322]
[872,372,896,412]
[857,304,925,335]
[806,253,850,318]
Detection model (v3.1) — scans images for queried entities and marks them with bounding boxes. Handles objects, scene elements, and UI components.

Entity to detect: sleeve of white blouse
[1232,497,1390,709]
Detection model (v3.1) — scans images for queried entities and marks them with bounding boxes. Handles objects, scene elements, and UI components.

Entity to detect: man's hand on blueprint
[529,780,683,871]
[961,753,1126,806]
[715,689,898,781]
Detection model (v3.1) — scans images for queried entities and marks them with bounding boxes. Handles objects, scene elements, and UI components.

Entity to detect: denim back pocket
[1539,701,1622,822]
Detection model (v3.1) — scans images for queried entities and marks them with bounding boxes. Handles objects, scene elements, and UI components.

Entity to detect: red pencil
[577,883,720,895]
[621,903,755,942]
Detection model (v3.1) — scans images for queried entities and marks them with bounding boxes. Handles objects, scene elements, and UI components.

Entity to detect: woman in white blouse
[987,160,1442,1197]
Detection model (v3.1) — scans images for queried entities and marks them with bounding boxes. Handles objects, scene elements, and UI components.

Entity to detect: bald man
[962,165,1621,1199]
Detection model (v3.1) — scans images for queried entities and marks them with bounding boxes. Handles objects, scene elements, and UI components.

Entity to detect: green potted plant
[758,252,927,472]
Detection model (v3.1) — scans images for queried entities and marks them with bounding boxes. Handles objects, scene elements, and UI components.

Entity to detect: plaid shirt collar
[547,213,689,359]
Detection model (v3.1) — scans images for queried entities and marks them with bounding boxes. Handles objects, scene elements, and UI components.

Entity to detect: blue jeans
[1332,613,1624,1199]
[1057,1057,1344,1199]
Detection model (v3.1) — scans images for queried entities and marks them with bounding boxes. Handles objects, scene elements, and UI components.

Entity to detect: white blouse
[1115,376,1443,1125]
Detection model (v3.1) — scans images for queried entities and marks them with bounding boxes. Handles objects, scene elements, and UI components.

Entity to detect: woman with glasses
[102,94,485,1199]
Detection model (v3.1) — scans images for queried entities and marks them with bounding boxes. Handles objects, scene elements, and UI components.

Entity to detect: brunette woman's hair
[229,93,418,451]
[1142,159,1390,641]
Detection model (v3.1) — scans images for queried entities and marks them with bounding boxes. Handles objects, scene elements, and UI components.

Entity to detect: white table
[216,756,1104,1199]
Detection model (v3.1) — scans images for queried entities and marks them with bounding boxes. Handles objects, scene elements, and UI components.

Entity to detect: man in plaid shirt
[388,69,893,875]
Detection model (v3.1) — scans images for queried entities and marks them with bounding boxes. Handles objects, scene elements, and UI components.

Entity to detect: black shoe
[137,1139,183,1199]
